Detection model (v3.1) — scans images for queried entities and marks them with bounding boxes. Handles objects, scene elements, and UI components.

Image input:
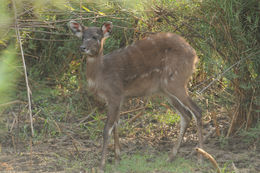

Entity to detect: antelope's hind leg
[165,89,203,162]
[167,96,191,161]
[113,119,121,164]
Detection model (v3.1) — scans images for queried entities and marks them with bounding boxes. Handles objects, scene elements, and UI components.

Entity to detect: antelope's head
[69,21,112,56]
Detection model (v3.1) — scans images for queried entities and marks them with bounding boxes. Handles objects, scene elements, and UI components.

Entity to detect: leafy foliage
[146,0,260,130]
[0,0,259,171]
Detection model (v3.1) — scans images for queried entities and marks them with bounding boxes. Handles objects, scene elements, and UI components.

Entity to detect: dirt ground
[0,115,259,173]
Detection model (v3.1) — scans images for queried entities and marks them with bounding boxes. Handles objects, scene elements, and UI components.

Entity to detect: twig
[12,0,34,137]
[71,139,80,156]
[126,111,143,124]
[87,106,147,124]
[0,100,22,107]
[9,112,18,132]
[78,108,97,125]
[17,52,39,59]
[11,34,76,42]
[11,24,56,29]
[53,120,62,134]
[198,57,245,94]
[16,15,117,23]
[227,103,240,137]
[18,28,74,36]
[160,103,171,110]
[196,147,221,173]
[25,37,76,42]
[120,106,147,115]
[11,135,16,153]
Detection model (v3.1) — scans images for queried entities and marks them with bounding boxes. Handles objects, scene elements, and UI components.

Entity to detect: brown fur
[68,21,203,172]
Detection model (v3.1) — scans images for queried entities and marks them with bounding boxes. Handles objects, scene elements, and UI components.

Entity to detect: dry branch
[77,108,97,125]
[0,100,23,107]
[120,106,147,115]
[198,58,245,94]
[17,15,115,25]
[126,111,143,124]
[19,28,74,36]
[12,0,34,137]
[86,106,147,124]
[196,147,221,173]
[25,37,76,42]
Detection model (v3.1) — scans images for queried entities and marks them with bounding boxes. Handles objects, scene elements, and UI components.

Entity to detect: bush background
[0,0,259,172]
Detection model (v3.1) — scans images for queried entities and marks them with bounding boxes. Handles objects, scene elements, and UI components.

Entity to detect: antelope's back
[101,33,197,95]
[105,33,195,73]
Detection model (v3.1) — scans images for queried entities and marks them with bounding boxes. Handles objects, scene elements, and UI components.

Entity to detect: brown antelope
[68,20,203,171]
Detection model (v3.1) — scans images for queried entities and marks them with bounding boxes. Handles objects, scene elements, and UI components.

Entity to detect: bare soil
[0,114,259,173]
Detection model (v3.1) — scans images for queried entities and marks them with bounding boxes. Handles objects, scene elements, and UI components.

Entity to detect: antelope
[68,20,203,171]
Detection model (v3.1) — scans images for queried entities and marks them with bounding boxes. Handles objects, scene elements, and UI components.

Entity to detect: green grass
[104,151,245,173]
[105,152,204,173]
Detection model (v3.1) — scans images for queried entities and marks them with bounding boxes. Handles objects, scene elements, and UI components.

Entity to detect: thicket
[149,0,260,134]
[0,0,259,139]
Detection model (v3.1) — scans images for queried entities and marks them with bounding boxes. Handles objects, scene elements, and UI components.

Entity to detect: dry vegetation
[0,0,259,172]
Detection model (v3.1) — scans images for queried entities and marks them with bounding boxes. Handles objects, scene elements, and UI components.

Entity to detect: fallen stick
[196,147,221,173]
[87,106,147,124]
[120,106,147,115]
[126,111,143,124]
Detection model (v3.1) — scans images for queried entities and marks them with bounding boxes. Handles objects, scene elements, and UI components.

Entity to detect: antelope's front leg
[99,100,121,171]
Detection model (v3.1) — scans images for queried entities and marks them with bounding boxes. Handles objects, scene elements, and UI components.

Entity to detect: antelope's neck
[86,38,105,87]
[86,55,102,82]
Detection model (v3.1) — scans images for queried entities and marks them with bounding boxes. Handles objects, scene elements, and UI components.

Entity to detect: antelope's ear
[101,21,113,38]
[68,20,84,38]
